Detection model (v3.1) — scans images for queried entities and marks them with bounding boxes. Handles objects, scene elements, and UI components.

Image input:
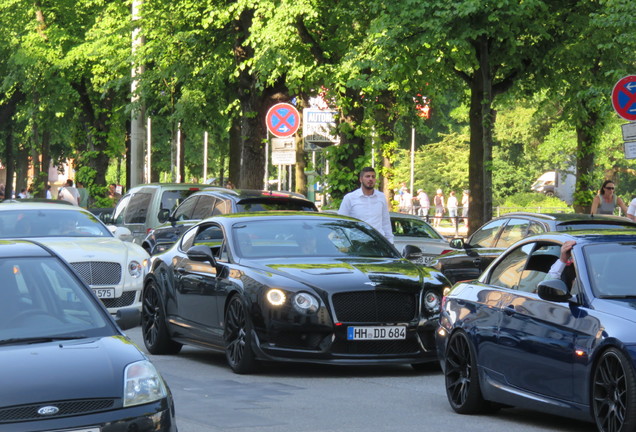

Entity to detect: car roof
[0,202,92,212]
[522,229,636,245]
[205,211,353,224]
[125,183,219,193]
[187,188,312,202]
[0,239,55,258]
[500,212,636,224]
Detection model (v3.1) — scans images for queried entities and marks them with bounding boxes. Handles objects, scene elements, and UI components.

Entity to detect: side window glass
[192,196,216,220]
[518,244,560,293]
[496,218,530,248]
[112,195,131,225]
[212,199,230,216]
[193,225,225,258]
[469,219,507,248]
[180,226,198,252]
[488,243,534,289]
[173,197,198,221]
[528,221,545,236]
[124,193,152,224]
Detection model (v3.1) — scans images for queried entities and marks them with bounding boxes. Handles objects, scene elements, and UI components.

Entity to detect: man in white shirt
[338,167,394,243]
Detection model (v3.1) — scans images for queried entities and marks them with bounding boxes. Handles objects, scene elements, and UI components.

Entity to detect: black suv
[435,212,636,284]
[142,189,318,254]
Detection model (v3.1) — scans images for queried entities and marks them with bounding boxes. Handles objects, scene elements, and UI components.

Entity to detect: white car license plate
[93,288,115,299]
[347,326,406,340]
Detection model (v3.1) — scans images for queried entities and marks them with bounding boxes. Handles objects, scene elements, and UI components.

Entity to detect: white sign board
[303,109,340,150]
[624,141,636,160]
[271,138,296,165]
[622,122,636,141]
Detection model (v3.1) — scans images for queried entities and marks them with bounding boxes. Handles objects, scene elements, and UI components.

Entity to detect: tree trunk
[573,110,601,213]
[467,78,485,235]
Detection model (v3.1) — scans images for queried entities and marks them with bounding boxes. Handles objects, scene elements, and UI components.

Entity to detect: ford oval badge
[37,406,60,416]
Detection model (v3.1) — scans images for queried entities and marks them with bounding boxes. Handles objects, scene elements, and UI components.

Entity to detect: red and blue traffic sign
[612,76,636,121]
[266,103,300,138]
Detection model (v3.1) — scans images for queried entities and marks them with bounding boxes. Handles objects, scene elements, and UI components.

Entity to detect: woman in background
[590,180,628,215]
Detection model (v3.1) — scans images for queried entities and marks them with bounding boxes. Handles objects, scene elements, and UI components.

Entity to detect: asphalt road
[124,326,596,432]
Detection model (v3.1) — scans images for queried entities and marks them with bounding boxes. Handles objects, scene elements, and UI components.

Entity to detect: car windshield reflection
[0,209,112,238]
[0,257,110,341]
[232,219,398,259]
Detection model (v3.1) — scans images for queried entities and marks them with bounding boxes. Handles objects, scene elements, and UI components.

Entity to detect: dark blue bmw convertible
[437,230,636,432]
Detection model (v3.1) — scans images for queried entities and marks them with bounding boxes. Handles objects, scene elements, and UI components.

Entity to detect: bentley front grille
[331,290,416,323]
[71,261,122,286]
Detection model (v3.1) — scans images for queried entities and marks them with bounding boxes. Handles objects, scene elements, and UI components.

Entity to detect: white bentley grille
[71,262,122,285]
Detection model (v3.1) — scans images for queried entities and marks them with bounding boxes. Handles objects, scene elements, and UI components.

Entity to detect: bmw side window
[469,219,507,248]
[496,219,530,248]
[212,199,229,216]
[528,221,545,236]
[173,196,198,221]
[517,244,560,293]
[488,243,534,289]
[192,196,216,219]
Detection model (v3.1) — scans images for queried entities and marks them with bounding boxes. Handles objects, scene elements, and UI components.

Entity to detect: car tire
[444,330,489,414]
[224,295,258,374]
[141,281,182,355]
[592,348,636,432]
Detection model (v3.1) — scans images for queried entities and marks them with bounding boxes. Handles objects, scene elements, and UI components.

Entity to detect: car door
[173,223,226,343]
[491,241,578,401]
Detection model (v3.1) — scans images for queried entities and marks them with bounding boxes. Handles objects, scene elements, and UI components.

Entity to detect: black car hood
[249,257,426,294]
[0,335,145,406]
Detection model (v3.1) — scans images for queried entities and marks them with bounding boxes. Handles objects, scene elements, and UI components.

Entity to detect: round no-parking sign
[266,103,300,138]
[612,76,636,121]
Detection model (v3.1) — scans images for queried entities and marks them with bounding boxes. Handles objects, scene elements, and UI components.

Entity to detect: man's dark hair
[359,166,375,178]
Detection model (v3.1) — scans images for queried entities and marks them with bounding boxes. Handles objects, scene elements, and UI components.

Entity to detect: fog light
[266,289,286,306]
[293,292,319,314]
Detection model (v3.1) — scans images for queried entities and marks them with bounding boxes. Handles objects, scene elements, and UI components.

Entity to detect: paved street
[125,326,595,432]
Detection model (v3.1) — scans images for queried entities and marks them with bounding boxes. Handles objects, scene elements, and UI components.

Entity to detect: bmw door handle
[504,305,516,315]
[472,258,481,266]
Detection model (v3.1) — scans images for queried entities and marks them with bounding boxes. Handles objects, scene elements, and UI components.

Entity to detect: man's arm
[338,193,352,216]
[381,202,394,244]
[546,240,576,280]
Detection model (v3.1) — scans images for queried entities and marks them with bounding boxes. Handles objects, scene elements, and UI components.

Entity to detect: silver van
[110,183,216,244]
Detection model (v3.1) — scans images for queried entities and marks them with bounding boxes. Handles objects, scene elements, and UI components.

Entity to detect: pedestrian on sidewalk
[433,189,444,228]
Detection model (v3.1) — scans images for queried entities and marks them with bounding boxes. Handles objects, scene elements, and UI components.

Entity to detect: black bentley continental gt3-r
[141,212,451,373]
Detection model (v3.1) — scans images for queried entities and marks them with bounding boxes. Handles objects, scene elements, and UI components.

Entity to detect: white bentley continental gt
[0,201,148,314]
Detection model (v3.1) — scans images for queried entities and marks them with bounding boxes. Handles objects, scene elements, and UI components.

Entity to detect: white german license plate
[347,326,406,340]
[93,288,115,299]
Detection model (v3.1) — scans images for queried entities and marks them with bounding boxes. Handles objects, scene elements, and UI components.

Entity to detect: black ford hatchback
[0,240,176,432]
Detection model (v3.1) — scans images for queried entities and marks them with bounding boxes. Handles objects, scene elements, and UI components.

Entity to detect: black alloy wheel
[224,296,257,374]
[593,348,636,432]
[444,331,488,414]
[141,281,182,355]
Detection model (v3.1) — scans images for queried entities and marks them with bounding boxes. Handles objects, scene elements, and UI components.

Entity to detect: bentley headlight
[123,360,168,407]
[424,290,440,311]
[293,292,319,314]
[266,288,286,306]
[128,261,143,278]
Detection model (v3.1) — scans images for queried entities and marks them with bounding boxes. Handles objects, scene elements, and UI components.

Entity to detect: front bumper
[252,318,439,365]
[1,398,176,432]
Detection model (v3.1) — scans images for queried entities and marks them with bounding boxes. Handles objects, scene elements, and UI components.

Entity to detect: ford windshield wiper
[0,335,86,346]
